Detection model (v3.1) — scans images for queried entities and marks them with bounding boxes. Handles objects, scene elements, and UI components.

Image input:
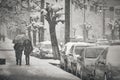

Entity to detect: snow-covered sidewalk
[0,38,14,50]
[0,38,81,80]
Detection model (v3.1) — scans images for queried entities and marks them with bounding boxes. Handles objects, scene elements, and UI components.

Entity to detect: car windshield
[40,44,52,49]
[85,48,105,58]
[74,46,84,55]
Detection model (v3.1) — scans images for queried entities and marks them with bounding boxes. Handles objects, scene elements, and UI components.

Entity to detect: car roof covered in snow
[65,42,95,47]
[40,41,51,44]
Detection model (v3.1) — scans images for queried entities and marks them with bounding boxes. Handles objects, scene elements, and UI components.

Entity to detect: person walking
[14,43,24,65]
[23,39,33,65]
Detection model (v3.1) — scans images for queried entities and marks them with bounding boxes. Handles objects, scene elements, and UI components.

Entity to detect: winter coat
[14,43,24,52]
[23,39,33,56]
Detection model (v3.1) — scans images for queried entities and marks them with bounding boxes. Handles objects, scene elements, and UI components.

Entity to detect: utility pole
[65,0,70,43]
[103,8,105,38]
[83,0,87,42]
[102,0,106,38]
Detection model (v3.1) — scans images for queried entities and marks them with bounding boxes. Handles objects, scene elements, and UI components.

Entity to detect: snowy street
[0,39,80,80]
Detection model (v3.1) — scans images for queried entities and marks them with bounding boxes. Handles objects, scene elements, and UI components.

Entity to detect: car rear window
[85,48,105,58]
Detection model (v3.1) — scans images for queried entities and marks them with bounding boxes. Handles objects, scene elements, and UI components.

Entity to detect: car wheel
[69,63,73,73]
[76,68,80,77]
[66,64,69,72]
[60,65,64,69]
[66,63,71,72]
[71,63,74,74]
[80,69,84,80]
[39,52,44,59]
[64,63,67,70]
[39,53,41,58]
[76,64,80,77]
[64,61,67,71]
[60,61,64,69]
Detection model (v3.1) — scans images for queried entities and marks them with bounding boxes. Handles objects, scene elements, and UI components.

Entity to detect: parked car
[101,45,120,80]
[36,41,53,58]
[60,42,95,73]
[75,46,108,80]
[30,47,40,57]
[96,39,110,45]
[36,41,61,58]
[60,42,76,70]
[76,43,120,80]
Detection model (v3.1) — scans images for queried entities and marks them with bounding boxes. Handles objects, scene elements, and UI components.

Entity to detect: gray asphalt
[0,40,81,80]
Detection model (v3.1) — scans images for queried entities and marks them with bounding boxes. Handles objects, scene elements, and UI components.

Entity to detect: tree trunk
[49,22,60,59]
[33,30,37,46]
[41,27,44,41]
[38,28,41,42]
[28,30,32,41]
[111,29,114,40]
[86,30,88,40]
[27,27,32,41]
[38,27,44,42]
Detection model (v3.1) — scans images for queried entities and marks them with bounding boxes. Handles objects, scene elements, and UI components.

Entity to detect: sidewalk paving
[0,38,81,80]
[0,38,60,65]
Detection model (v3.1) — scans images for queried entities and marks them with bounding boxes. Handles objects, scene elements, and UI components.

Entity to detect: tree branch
[52,12,64,21]
[54,7,63,13]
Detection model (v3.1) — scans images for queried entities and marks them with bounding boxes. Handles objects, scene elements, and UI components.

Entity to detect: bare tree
[41,3,64,59]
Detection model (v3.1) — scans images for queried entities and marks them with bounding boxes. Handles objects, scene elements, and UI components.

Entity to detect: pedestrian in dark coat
[23,39,33,65]
[14,43,24,65]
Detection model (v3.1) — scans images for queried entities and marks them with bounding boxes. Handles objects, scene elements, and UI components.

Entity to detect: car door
[73,46,84,64]
[67,45,74,70]
[76,48,85,74]
[60,45,67,65]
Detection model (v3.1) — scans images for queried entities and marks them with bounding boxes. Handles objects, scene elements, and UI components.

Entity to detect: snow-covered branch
[56,19,64,24]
